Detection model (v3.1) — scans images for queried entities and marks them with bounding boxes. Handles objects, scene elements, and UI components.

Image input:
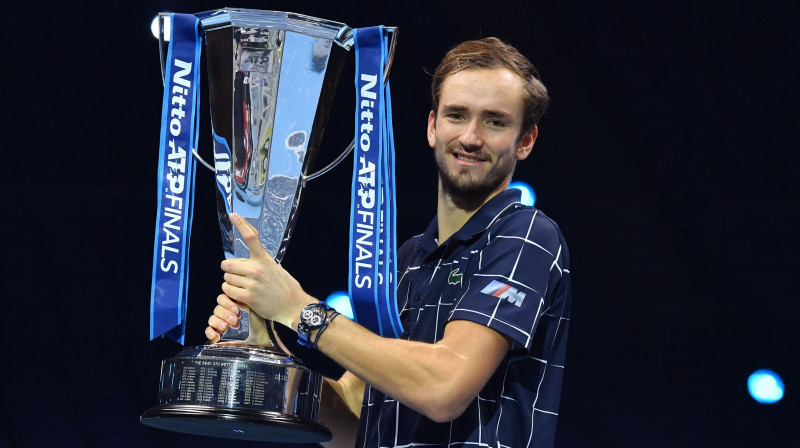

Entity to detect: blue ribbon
[150,13,202,344]
[349,27,403,338]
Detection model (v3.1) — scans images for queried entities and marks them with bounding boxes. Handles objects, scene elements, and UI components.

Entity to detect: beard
[435,149,516,211]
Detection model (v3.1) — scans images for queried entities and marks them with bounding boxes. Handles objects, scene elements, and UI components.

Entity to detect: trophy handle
[302,27,398,183]
[159,21,398,179]
[157,13,169,87]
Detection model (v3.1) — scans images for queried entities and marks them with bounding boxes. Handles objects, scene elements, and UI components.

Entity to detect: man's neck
[436,182,506,245]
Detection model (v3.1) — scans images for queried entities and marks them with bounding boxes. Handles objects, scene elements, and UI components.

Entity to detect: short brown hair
[431,37,550,133]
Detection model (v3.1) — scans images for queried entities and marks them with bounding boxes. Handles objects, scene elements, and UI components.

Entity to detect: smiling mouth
[454,153,485,162]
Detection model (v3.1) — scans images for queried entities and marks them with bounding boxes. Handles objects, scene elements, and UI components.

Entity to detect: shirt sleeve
[449,208,568,351]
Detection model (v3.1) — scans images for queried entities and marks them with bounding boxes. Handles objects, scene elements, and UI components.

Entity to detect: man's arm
[317,316,510,423]
[209,213,512,422]
[319,372,364,448]
[208,296,510,423]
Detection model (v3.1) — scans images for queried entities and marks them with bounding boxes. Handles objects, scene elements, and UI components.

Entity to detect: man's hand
[218,213,316,330]
[205,293,241,343]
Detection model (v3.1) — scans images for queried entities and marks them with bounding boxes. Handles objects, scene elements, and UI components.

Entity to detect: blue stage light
[748,369,784,404]
[509,181,536,206]
[325,291,355,320]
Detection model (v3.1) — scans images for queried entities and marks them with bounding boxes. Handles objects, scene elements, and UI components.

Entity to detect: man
[206,37,571,448]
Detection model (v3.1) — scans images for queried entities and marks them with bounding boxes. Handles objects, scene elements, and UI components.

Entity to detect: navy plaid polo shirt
[356,189,571,448]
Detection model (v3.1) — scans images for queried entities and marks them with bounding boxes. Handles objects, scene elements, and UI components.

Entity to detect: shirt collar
[418,189,523,254]
[451,189,523,241]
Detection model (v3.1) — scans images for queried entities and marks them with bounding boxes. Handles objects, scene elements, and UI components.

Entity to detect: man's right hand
[205,293,241,343]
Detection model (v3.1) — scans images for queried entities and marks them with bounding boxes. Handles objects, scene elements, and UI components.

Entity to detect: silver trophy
[140,8,395,442]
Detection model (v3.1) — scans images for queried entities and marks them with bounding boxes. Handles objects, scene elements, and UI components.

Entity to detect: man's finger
[230,213,270,260]
[220,258,251,276]
[222,281,250,305]
[216,293,240,316]
[208,315,229,334]
[239,215,259,234]
[214,301,240,328]
[222,272,249,289]
[205,326,221,343]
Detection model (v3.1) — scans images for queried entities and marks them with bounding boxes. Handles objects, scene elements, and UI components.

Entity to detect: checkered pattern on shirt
[356,189,571,448]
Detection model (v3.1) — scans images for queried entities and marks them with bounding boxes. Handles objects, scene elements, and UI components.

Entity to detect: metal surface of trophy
[140,8,371,442]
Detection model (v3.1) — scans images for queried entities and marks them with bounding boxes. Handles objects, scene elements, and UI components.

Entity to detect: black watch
[297,302,332,348]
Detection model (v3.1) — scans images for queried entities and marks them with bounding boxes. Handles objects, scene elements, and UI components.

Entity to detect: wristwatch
[297,302,332,348]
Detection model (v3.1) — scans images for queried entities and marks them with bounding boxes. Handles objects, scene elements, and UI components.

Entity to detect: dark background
[3,0,798,446]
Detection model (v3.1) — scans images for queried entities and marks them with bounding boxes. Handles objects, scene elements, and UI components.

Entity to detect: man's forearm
[310,316,510,423]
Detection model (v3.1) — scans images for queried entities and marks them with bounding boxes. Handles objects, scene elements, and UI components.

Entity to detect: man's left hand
[220,213,315,330]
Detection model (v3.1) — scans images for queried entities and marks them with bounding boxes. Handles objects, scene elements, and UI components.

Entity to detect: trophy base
[140,404,331,442]
[140,344,331,443]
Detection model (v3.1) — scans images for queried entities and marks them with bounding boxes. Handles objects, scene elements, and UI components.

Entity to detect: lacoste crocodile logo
[448,268,463,286]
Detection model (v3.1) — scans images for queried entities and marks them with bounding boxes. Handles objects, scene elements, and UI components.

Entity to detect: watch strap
[297,302,335,349]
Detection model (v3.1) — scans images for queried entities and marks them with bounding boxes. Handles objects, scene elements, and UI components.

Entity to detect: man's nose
[458,120,483,150]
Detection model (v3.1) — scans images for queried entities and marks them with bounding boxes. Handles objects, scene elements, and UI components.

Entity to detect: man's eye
[445,113,464,120]
[488,120,507,127]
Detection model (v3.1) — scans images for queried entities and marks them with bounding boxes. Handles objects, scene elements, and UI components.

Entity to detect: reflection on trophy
[141,8,395,442]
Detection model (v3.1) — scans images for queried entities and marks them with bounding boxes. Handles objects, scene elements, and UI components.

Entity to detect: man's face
[428,68,536,201]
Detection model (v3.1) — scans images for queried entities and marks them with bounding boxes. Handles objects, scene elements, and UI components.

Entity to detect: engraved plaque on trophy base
[140,345,331,442]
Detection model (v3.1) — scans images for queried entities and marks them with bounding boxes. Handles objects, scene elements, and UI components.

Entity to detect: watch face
[302,304,327,328]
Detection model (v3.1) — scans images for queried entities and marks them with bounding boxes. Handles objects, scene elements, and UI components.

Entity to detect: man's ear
[427,110,436,148]
[516,125,538,160]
